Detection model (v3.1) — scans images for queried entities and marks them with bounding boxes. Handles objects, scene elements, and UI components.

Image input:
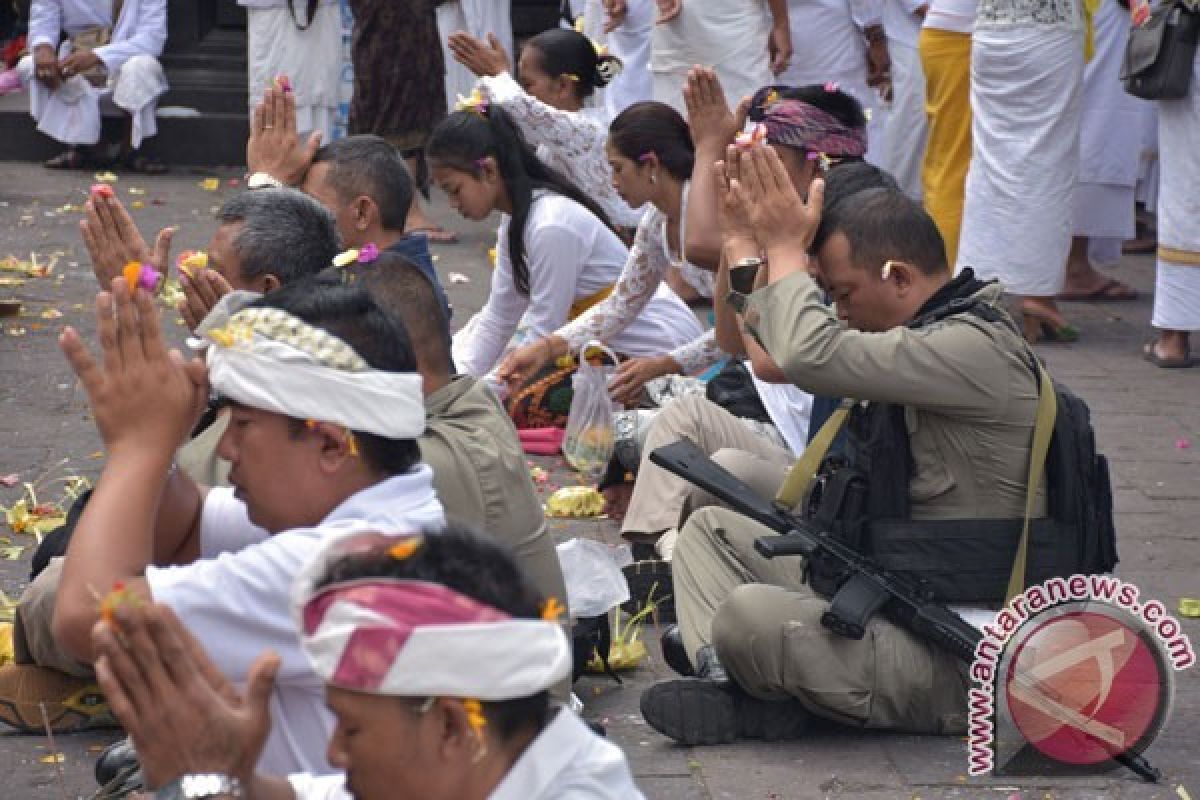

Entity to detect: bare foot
[1145,331,1191,364]
[1060,238,1138,301]
[1021,296,1079,344]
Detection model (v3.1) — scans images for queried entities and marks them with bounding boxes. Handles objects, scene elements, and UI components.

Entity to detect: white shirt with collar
[288,708,646,800]
[145,468,445,778]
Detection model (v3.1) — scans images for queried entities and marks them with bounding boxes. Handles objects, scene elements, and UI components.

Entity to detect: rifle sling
[774,399,854,511]
[1005,365,1057,603]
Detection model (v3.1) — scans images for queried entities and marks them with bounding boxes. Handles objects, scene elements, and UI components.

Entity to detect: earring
[650,172,657,184]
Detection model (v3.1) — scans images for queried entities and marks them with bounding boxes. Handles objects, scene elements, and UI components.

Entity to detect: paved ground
[0,162,1197,799]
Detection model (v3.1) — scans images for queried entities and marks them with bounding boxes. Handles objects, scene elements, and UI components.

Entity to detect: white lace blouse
[558,204,724,375]
[478,72,643,228]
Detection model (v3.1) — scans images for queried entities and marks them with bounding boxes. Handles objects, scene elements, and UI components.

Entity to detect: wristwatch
[728,256,765,296]
[155,774,244,799]
[245,171,284,190]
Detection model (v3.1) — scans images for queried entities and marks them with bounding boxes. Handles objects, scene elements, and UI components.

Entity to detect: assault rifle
[649,439,1160,783]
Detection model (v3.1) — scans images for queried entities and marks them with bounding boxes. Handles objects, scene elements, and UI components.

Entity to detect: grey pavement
[1,161,1198,799]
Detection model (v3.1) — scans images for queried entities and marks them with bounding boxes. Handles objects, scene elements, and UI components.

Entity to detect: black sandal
[43,148,90,170]
[122,152,167,175]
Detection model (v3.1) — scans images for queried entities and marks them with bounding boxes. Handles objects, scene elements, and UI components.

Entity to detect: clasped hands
[246,78,321,187]
[715,143,824,275]
[80,191,232,333]
[59,278,209,463]
[32,45,100,89]
[92,602,278,790]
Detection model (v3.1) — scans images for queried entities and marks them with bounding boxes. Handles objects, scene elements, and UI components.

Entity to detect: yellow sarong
[568,283,615,321]
[919,28,973,268]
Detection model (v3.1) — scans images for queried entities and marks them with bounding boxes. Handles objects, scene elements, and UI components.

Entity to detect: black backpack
[1042,379,1119,577]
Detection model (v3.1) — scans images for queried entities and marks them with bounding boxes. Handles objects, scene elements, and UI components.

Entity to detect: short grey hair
[215,188,342,285]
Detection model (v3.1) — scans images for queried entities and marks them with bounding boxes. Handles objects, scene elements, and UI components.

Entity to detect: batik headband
[293,536,571,699]
[749,87,867,159]
[194,293,425,439]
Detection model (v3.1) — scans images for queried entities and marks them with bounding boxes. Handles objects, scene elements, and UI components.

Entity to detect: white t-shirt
[145,469,445,777]
[751,369,814,455]
[780,0,876,88]
[288,708,646,800]
[452,192,700,377]
[923,0,976,32]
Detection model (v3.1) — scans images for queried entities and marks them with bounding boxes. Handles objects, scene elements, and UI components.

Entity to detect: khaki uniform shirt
[420,376,568,606]
[745,274,1045,520]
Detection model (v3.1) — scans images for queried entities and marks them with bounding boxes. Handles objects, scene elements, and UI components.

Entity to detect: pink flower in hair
[824,81,839,93]
[358,243,380,264]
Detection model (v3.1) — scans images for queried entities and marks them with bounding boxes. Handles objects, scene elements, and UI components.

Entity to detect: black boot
[659,625,694,677]
[640,679,810,746]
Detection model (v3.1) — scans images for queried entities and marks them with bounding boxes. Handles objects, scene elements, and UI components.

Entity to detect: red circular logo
[1003,607,1169,766]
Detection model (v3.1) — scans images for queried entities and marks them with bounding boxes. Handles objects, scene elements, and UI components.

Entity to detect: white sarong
[437,0,514,115]
[247,2,341,141]
[882,38,926,197]
[652,0,772,114]
[1151,54,1200,331]
[957,25,1083,295]
[18,51,167,148]
[601,0,654,118]
[1073,0,1150,239]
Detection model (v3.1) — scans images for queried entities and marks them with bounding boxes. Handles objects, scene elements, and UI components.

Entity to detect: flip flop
[409,226,460,245]
[1142,342,1194,369]
[1058,278,1140,303]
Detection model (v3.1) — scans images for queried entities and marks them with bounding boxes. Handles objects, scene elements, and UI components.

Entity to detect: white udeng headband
[199,304,425,439]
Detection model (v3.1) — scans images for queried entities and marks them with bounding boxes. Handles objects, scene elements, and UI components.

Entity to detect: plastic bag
[556,537,632,618]
[561,341,618,482]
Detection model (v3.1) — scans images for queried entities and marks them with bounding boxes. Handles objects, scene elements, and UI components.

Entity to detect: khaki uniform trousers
[675,506,970,733]
[621,394,794,539]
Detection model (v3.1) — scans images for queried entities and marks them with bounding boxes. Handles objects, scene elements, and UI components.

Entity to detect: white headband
[196,296,425,439]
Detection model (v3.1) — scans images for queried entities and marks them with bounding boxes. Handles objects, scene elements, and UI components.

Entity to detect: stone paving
[0,163,1197,799]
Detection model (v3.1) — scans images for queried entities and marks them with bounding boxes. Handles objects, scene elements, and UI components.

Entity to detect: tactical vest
[804,298,1118,604]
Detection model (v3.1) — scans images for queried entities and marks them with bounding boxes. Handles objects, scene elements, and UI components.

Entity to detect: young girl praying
[427,105,701,424]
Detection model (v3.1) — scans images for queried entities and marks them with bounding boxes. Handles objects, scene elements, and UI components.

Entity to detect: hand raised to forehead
[59,279,209,459]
